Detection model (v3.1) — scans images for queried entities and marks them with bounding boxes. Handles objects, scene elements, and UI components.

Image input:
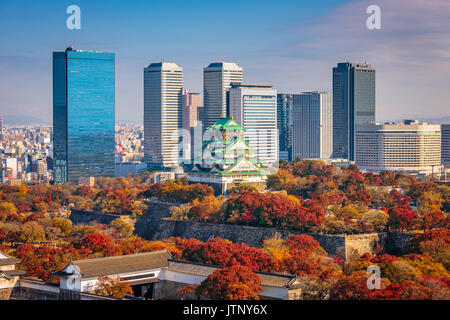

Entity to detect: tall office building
[182,89,202,130]
[355,120,442,176]
[442,124,450,167]
[332,62,375,161]
[203,61,243,129]
[229,83,278,168]
[292,92,332,160]
[144,62,183,168]
[277,94,293,161]
[53,46,115,184]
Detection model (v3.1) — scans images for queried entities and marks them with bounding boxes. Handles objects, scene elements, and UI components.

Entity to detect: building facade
[203,62,243,129]
[182,89,202,131]
[355,120,442,176]
[332,62,375,161]
[442,124,450,167]
[292,92,332,160]
[277,94,293,161]
[144,62,183,168]
[229,83,278,168]
[53,47,115,183]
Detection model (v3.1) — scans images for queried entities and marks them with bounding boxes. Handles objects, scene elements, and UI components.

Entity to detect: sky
[0,0,449,124]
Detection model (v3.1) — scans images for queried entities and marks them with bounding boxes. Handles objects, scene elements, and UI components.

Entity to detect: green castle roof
[207,117,245,131]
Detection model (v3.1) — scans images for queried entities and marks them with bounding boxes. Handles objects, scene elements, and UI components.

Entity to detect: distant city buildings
[442,124,450,167]
[277,94,293,161]
[53,46,115,183]
[332,62,376,161]
[144,62,183,168]
[182,89,202,131]
[203,62,243,129]
[355,120,442,176]
[292,92,333,160]
[229,83,278,168]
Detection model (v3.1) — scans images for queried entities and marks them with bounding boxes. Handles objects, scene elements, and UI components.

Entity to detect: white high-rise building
[203,62,243,129]
[229,83,278,168]
[355,120,442,176]
[292,92,333,160]
[442,124,450,167]
[144,62,183,168]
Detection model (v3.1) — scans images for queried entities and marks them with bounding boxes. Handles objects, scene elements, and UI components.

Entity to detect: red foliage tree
[387,206,418,231]
[197,265,263,300]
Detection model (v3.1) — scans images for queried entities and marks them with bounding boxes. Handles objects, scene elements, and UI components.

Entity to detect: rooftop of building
[207,117,245,131]
[145,61,182,70]
[230,82,273,88]
[205,61,242,70]
[166,260,298,288]
[336,61,374,69]
[0,250,22,266]
[54,250,172,279]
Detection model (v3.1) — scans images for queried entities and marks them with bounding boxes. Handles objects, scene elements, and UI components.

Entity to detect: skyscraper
[203,62,243,129]
[53,46,115,184]
[442,124,450,167]
[229,83,278,168]
[332,62,375,161]
[144,62,183,168]
[277,94,293,161]
[182,89,202,130]
[292,92,332,160]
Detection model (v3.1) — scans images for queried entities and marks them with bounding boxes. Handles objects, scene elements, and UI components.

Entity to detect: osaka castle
[187,117,268,194]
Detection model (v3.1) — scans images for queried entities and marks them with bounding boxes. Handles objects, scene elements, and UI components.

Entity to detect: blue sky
[1,0,449,123]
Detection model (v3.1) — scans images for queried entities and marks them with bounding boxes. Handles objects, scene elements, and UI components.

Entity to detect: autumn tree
[94,275,133,298]
[19,221,46,243]
[52,217,73,236]
[197,265,263,300]
[111,217,135,238]
[387,207,418,231]
[188,195,222,222]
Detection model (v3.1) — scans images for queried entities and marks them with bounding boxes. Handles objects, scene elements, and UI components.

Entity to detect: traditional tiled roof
[207,117,245,131]
[166,260,297,288]
[54,250,172,279]
[0,250,21,266]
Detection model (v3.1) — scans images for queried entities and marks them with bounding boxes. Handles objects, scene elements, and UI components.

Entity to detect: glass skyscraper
[332,62,375,161]
[53,47,115,184]
[277,94,293,161]
[292,92,333,160]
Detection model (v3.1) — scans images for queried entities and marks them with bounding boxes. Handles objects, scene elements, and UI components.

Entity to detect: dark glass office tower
[53,46,115,183]
[332,62,375,161]
[277,94,293,161]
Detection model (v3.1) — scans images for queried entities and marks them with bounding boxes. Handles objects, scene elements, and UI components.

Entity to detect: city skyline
[1,0,450,124]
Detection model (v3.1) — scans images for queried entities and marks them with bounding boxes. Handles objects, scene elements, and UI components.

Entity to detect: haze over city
[1,0,449,124]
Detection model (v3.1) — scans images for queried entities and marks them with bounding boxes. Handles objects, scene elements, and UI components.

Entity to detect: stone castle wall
[69,202,415,262]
